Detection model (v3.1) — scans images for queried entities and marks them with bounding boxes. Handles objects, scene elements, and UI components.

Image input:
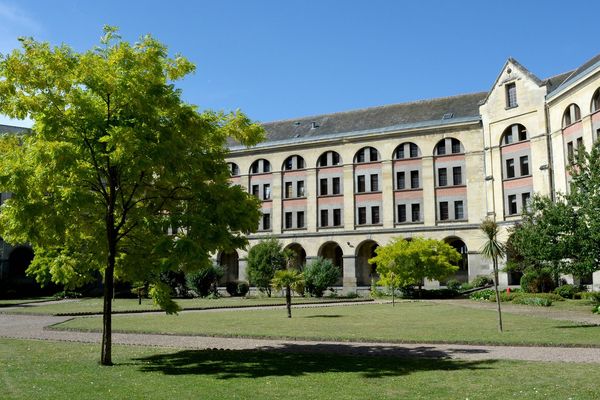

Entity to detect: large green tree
[246,237,290,296]
[0,27,263,365]
[369,237,460,298]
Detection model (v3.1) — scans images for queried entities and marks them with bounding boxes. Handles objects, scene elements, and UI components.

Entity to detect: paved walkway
[1,312,599,364]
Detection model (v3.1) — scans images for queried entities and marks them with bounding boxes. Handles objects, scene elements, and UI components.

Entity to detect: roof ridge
[262,91,487,125]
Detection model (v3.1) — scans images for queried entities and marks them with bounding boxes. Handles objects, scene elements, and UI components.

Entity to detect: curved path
[1,312,599,364]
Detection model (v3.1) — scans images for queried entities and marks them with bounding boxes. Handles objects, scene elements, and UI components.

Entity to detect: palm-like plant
[480,218,506,332]
[271,269,305,318]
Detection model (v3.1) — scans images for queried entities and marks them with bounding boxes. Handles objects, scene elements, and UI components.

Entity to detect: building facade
[224,54,600,292]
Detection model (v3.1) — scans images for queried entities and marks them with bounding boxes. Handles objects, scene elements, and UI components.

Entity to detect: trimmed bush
[554,284,579,299]
[186,265,224,297]
[471,275,493,287]
[237,281,249,297]
[303,257,340,297]
[445,279,461,291]
[512,296,553,307]
[470,289,495,301]
[225,280,249,297]
[520,270,556,293]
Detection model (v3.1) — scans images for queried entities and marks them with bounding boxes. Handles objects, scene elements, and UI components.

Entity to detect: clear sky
[0,0,599,127]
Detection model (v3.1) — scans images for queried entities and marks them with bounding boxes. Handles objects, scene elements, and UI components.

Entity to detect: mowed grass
[0,297,53,307]
[3,296,366,315]
[56,302,600,347]
[1,338,598,400]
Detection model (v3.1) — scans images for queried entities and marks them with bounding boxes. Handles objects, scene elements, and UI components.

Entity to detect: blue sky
[1,0,599,127]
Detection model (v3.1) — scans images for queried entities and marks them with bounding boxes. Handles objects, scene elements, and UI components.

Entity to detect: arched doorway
[8,246,34,280]
[445,238,468,283]
[285,243,306,270]
[356,240,379,286]
[218,250,239,285]
[318,242,343,285]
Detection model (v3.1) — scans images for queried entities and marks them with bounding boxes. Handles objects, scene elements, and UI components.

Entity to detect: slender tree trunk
[101,244,115,365]
[286,285,292,318]
[392,284,395,307]
[492,257,503,333]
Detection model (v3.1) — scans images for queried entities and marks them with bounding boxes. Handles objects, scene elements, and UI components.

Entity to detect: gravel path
[1,313,599,364]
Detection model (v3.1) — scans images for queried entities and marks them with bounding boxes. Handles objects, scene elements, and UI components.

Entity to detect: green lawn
[0,297,54,307]
[2,296,367,315]
[1,338,598,400]
[55,302,600,347]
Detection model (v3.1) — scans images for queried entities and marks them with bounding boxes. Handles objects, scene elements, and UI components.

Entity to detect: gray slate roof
[0,124,30,134]
[249,92,486,146]
[547,53,600,97]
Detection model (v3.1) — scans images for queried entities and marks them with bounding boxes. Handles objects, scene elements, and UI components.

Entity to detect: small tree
[271,269,304,318]
[369,237,460,298]
[480,218,506,333]
[378,271,402,306]
[303,257,340,297]
[186,264,224,297]
[246,238,290,296]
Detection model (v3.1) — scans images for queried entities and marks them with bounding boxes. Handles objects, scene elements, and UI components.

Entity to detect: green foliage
[303,257,340,297]
[186,264,224,297]
[52,290,82,300]
[511,296,553,307]
[490,292,563,303]
[445,279,461,291]
[149,282,181,314]
[0,27,263,363]
[470,289,496,301]
[553,284,580,299]
[369,236,460,292]
[246,238,290,296]
[471,275,493,287]
[271,269,304,293]
[520,270,556,293]
[225,280,249,297]
[399,287,459,299]
[580,292,600,304]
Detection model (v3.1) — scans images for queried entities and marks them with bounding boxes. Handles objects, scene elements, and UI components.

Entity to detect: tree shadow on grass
[133,343,497,379]
[554,324,600,329]
[303,314,343,318]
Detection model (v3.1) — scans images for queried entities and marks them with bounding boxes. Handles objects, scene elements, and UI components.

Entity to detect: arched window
[591,88,600,113]
[562,103,581,127]
[393,142,421,159]
[282,155,305,171]
[317,151,342,167]
[501,124,528,145]
[354,146,380,163]
[228,162,240,176]
[249,159,271,174]
[434,138,463,155]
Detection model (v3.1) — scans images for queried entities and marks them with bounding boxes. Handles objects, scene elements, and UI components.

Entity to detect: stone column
[421,156,436,225]
[343,164,355,228]
[306,168,318,232]
[271,171,282,234]
[342,255,357,292]
[381,159,394,228]
[238,258,248,282]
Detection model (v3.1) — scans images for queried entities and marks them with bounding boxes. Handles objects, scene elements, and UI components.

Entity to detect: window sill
[283,227,308,232]
[394,188,422,192]
[355,223,383,228]
[395,221,424,226]
[283,196,307,200]
[355,191,382,195]
[435,184,467,189]
[436,219,468,224]
[502,175,531,182]
[505,105,519,110]
[317,194,343,198]
[318,225,344,230]
[393,156,423,161]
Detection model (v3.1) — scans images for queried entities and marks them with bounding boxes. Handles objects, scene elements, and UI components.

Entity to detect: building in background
[225,54,600,292]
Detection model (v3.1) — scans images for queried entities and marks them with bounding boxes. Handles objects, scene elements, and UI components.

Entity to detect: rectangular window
[263,184,271,200]
[452,166,462,185]
[396,171,405,190]
[504,127,514,145]
[285,212,293,229]
[333,209,341,226]
[437,141,446,155]
[358,207,367,225]
[297,180,305,197]
[252,184,259,197]
[454,201,464,220]
[332,177,340,194]
[439,202,449,220]
[518,125,527,141]
[396,145,405,159]
[397,204,406,223]
[576,137,584,153]
[357,175,366,193]
[369,148,378,162]
[332,152,340,165]
[297,211,305,228]
[370,174,379,192]
[356,149,365,163]
[263,162,271,173]
[371,206,380,224]
[410,143,419,158]
[284,159,293,170]
[285,182,293,198]
[320,209,329,227]
[567,141,574,163]
[411,203,420,222]
[521,193,531,212]
[438,168,448,186]
[451,138,461,154]
[508,194,517,215]
[251,163,259,174]
[410,170,419,189]
[297,158,305,169]
[519,156,529,176]
[506,82,517,108]
[262,213,271,230]
[506,159,515,179]
[320,178,328,196]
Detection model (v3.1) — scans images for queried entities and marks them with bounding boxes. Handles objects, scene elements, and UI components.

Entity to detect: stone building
[224,54,600,292]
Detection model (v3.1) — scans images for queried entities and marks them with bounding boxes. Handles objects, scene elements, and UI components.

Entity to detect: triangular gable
[480,58,544,105]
